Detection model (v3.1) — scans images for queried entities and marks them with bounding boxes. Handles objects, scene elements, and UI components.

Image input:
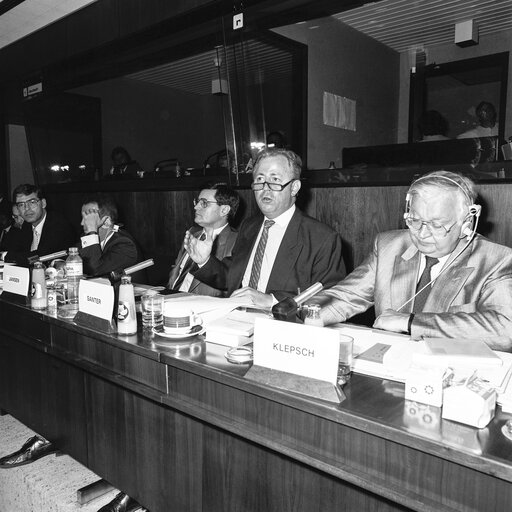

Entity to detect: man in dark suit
[0,184,75,265]
[79,194,142,279]
[168,183,239,296]
[186,149,346,308]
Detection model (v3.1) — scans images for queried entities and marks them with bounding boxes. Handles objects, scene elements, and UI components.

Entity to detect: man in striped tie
[184,148,346,309]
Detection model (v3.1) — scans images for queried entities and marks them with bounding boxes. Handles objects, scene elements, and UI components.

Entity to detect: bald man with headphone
[314,170,512,351]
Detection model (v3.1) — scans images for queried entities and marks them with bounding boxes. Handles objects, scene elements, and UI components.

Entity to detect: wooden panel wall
[44,181,512,286]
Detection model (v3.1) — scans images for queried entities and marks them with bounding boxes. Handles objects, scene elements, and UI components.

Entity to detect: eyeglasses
[405,215,457,237]
[193,198,219,209]
[251,179,295,191]
[16,198,40,210]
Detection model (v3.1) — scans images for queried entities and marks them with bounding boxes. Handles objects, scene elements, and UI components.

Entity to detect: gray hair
[408,171,477,210]
[253,148,302,180]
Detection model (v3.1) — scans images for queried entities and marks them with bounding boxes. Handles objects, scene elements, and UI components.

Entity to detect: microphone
[109,258,154,283]
[272,282,323,322]
[27,250,68,265]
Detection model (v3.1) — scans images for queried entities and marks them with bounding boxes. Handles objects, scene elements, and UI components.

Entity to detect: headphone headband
[409,174,473,204]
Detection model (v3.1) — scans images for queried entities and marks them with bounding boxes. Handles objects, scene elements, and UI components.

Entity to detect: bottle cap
[121,275,132,284]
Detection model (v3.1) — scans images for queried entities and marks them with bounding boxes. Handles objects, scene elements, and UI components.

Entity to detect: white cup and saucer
[152,304,204,339]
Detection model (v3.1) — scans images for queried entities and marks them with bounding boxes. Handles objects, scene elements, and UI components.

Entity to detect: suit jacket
[318,230,512,344]
[4,211,76,265]
[193,208,346,301]
[169,224,238,297]
[80,229,141,278]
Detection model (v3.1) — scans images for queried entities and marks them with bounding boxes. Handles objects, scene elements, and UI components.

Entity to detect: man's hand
[230,287,273,309]
[373,309,410,333]
[184,229,213,265]
[82,207,107,234]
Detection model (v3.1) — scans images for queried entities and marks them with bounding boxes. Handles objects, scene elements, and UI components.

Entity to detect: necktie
[31,228,40,251]
[171,232,206,291]
[413,256,439,313]
[248,220,275,290]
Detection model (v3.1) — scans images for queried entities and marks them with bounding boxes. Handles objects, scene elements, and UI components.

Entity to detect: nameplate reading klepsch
[78,280,114,320]
[253,318,339,384]
[2,265,30,296]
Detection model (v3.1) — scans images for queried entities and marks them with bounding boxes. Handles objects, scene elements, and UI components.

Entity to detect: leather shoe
[0,435,57,468]
[98,492,147,512]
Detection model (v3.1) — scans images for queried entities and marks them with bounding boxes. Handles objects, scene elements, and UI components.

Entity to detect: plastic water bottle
[30,261,47,310]
[117,275,137,335]
[65,247,83,311]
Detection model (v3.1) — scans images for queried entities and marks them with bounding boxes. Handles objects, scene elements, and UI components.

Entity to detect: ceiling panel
[334,0,512,53]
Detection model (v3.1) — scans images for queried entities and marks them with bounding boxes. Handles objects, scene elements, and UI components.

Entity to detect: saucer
[152,324,205,339]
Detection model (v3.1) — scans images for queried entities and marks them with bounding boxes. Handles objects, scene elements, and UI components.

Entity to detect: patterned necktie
[31,228,40,251]
[172,231,206,291]
[248,220,275,290]
[413,256,439,313]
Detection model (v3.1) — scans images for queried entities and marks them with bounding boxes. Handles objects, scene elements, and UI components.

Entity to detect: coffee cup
[163,304,201,334]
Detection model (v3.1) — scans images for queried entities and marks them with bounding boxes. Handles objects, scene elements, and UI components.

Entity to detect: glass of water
[141,292,164,329]
[338,334,354,386]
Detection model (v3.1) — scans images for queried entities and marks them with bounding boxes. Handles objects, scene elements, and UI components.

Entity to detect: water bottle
[65,247,83,311]
[117,276,137,335]
[46,279,57,313]
[30,261,47,310]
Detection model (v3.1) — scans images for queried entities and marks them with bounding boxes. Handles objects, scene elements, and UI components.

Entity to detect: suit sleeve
[192,253,231,291]
[80,234,138,277]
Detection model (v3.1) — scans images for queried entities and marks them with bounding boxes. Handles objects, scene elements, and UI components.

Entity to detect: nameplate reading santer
[253,318,340,384]
[2,265,30,296]
[79,280,114,320]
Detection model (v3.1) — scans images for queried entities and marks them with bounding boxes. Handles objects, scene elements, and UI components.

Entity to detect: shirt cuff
[81,234,100,248]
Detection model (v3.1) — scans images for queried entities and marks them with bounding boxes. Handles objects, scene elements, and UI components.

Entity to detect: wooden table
[1,298,512,512]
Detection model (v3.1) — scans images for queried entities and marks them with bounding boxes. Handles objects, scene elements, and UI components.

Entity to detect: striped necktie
[31,228,40,251]
[248,220,274,290]
[172,231,206,291]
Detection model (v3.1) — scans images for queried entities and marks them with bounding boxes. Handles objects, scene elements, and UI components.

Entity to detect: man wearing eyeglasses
[314,170,512,350]
[168,183,239,295]
[185,148,345,308]
[0,184,75,265]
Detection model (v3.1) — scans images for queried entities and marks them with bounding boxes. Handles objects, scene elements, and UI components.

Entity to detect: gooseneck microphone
[109,258,154,283]
[272,282,324,322]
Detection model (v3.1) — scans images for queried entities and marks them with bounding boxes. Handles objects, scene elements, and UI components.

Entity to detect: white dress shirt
[242,204,296,292]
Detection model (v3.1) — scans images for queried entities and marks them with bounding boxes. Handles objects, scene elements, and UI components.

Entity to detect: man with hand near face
[185,148,346,308]
[79,194,141,278]
[0,184,75,265]
[314,170,512,351]
[169,183,239,296]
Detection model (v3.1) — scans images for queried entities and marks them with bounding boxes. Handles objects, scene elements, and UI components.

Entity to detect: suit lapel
[229,218,262,290]
[425,241,474,311]
[391,244,420,313]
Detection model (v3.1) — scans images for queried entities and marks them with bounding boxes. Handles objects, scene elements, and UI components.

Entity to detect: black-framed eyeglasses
[251,179,295,191]
[404,215,457,237]
[193,198,219,209]
[16,198,40,210]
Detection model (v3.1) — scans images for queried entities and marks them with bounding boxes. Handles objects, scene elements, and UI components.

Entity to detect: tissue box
[405,364,452,407]
[442,374,496,428]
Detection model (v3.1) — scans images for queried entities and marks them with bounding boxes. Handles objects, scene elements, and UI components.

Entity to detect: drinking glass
[338,334,354,386]
[141,293,164,329]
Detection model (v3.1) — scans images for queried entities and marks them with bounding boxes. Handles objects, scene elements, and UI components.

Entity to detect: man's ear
[41,198,47,210]
[291,179,301,197]
[220,204,231,218]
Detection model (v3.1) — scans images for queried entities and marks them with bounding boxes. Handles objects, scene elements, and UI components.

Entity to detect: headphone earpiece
[469,204,481,217]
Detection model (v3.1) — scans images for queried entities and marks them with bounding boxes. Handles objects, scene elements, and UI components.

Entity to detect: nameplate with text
[253,318,339,384]
[79,280,114,320]
[2,265,30,297]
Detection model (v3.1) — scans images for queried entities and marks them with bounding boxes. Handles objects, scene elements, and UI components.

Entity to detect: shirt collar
[265,204,296,227]
[32,211,47,233]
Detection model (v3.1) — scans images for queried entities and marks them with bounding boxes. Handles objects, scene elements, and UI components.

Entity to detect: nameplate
[253,318,340,384]
[78,280,114,320]
[2,265,30,297]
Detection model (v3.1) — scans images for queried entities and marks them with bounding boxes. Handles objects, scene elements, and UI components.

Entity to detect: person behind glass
[80,194,143,279]
[0,204,24,250]
[418,110,450,142]
[0,184,75,265]
[109,146,144,177]
[168,183,239,296]
[185,148,346,309]
[457,101,498,139]
[313,170,512,350]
